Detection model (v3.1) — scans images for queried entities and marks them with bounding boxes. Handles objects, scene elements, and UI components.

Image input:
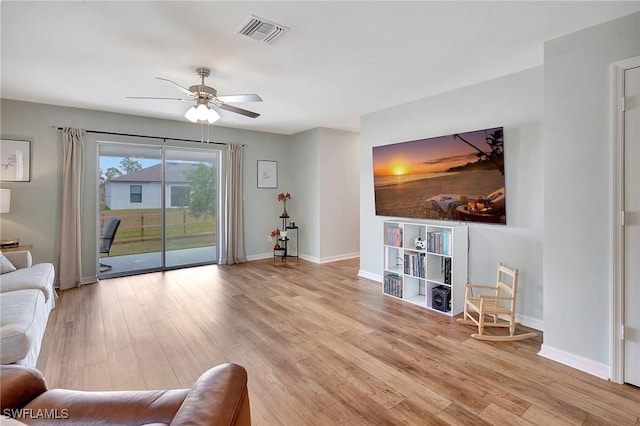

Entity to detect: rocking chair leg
[472,331,538,342]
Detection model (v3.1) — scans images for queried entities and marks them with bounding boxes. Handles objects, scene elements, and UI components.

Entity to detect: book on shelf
[427,231,451,256]
[384,274,403,298]
[403,252,426,278]
[385,227,403,247]
[443,257,452,285]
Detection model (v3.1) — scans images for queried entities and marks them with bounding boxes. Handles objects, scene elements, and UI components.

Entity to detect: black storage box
[432,285,451,312]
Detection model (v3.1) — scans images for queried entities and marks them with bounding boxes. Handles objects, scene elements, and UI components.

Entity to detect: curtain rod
[54,127,234,146]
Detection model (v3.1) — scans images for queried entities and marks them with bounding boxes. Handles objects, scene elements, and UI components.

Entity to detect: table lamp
[0,189,19,248]
[0,189,10,213]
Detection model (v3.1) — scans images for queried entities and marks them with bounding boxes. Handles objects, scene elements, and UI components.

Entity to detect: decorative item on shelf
[269,228,281,249]
[277,192,291,218]
[280,230,288,238]
[414,237,426,250]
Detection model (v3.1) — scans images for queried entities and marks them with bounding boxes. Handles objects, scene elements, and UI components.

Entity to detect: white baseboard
[318,252,359,264]
[297,252,359,264]
[516,314,543,331]
[358,270,382,283]
[247,252,358,264]
[246,252,273,261]
[538,344,610,380]
[299,253,319,263]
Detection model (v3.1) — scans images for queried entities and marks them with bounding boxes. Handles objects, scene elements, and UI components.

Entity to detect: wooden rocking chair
[457,262,537,341]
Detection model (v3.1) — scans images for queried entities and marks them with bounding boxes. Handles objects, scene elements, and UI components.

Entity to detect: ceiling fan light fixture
[184,106,199,123]
[207,108,221,124]
[196,103,209,120]
[185,103,220,124]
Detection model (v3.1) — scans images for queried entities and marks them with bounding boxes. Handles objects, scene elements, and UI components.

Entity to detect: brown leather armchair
[0,363,251,425]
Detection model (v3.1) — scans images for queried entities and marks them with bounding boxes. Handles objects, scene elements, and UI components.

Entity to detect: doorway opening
[611,56,640,386]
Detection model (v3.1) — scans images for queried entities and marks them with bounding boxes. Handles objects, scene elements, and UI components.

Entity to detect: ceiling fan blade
[155,77,195,97]
[217,103,260,118]
[216,94,263,103]
[126,96,192,101]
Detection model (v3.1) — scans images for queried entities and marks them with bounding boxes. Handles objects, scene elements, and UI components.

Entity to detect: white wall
[542,12,640,374]
[290,128,360,262]
[0,99,291,280]
[317,128,360,262]
[290,129,321,258]
[359,67,545,327]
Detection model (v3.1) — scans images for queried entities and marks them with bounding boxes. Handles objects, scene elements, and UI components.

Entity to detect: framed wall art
[0,139,31,182]
[257,160,277,188]
[372,126,505,224]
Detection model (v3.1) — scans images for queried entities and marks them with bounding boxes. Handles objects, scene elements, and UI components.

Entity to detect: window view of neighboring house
[171,186,191,207]
[105,163,198,209]
[130,185,142,203]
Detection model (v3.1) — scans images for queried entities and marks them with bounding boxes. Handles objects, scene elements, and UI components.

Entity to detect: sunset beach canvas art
[372,127,506,224]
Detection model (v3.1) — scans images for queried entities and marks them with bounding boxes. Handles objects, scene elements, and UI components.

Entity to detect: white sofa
[0,250,56,368]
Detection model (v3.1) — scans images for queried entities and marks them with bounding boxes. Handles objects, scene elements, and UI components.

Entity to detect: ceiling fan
[127,67,262,123]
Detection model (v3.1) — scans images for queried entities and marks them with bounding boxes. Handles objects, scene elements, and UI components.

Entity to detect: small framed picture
[0,139,31,182]
[257,160,277,188]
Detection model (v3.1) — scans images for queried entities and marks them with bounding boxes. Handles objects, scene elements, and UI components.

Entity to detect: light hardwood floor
[38,258,640,425]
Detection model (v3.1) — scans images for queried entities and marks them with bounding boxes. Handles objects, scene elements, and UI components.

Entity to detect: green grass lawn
[101,208,216,256]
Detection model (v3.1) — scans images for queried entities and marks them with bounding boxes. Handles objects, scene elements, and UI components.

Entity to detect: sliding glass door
[99,145,163,275]
[164,148,218,268]
[98,144,219,276]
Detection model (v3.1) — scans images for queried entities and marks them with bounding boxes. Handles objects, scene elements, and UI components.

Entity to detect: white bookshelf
[382,220,468,316]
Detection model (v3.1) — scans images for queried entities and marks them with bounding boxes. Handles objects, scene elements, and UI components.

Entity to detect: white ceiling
[2,1,640,135]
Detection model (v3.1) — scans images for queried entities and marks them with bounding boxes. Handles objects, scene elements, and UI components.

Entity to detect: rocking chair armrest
[479,294,514,300]
[465,284,496,290]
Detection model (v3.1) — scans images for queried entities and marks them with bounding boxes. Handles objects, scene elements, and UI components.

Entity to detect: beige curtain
[58,128,84,289]
[220,143,246,264]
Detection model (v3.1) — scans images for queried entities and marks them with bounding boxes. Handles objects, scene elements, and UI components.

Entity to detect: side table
[1,244,33,253]
[273,215,300,261]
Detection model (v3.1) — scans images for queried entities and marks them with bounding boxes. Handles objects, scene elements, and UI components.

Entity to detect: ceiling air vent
[235,15,289,44]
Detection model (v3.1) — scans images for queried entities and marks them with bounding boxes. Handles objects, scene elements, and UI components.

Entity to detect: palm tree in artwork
[453,129,504,175]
